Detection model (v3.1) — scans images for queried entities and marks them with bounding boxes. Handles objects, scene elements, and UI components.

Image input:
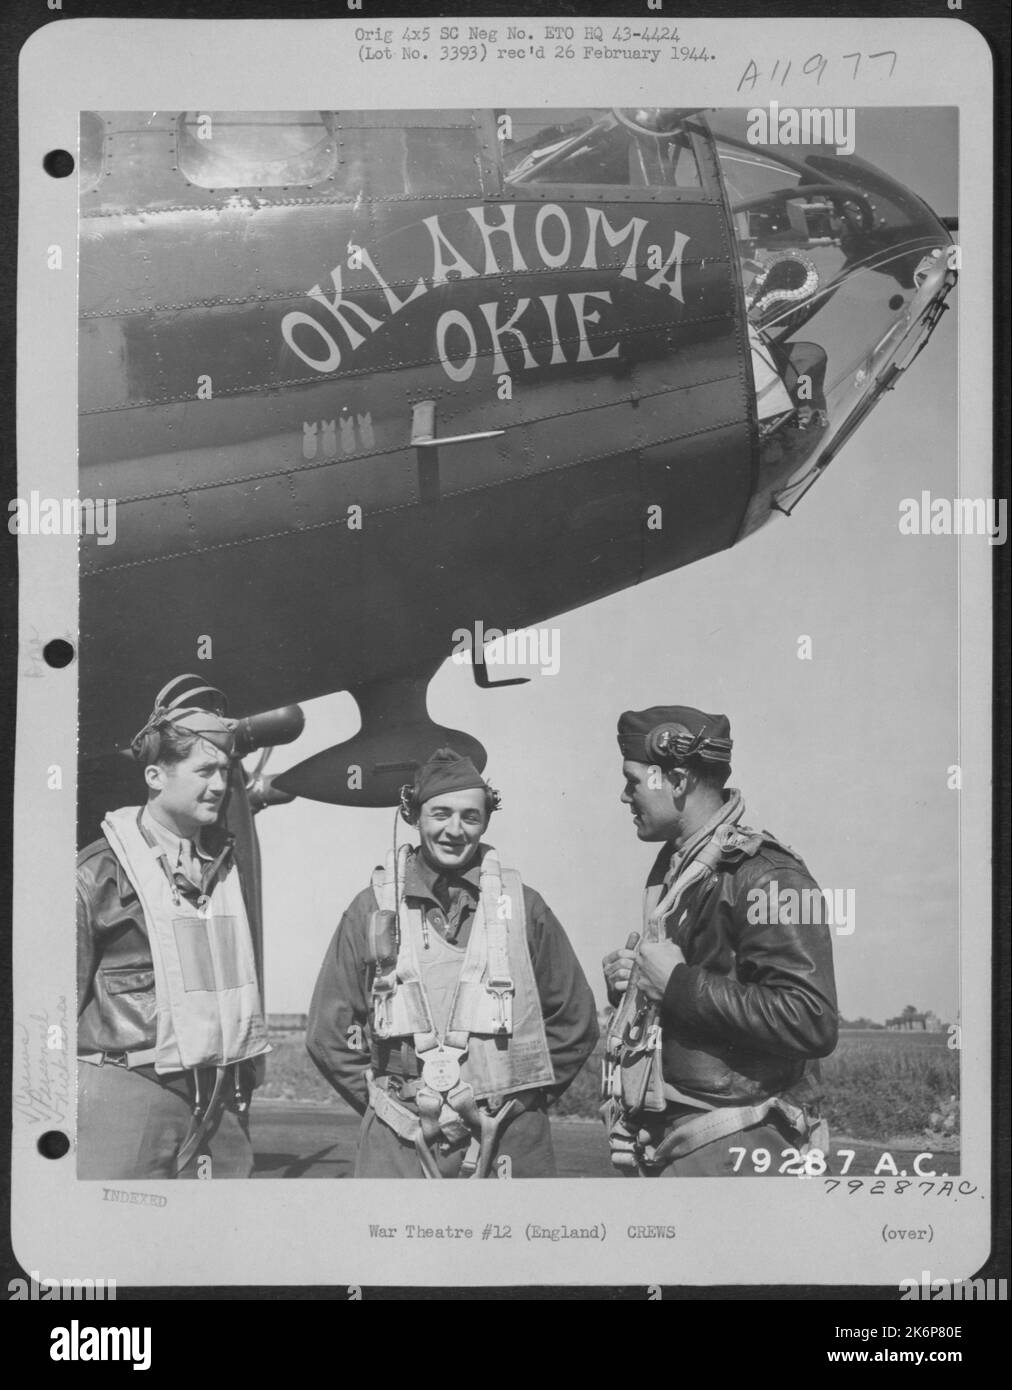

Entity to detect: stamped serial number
[728,1147,947,1177]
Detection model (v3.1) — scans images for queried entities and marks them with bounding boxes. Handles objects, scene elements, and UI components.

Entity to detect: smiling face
[145,738,231,839]
[416,788,489,872]
[620,758,682,843]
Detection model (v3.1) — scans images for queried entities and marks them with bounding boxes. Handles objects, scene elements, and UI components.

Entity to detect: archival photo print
[73,105,962,1185]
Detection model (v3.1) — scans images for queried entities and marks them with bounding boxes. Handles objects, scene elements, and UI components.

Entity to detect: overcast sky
[256,108,961,1024]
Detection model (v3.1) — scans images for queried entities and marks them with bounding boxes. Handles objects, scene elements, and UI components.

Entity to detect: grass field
[819,1030,959,1143]
[261,1027,959,1146]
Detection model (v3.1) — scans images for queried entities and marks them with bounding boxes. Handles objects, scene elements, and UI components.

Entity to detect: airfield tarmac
[252,1102,615,1179]
[251,1101,958,1179]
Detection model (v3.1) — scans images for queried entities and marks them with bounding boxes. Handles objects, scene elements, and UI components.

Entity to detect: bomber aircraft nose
[700,108,957,531]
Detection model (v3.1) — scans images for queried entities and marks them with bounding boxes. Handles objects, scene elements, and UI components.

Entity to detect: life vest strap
[602,1094,819,1174]
[643,1095,811,1169]
[480,851,514,1035]
[78,1047,162,1070]
[366,1072,444,1179]
[369,847,519,1044]
[602,801,747,1136]
[175,1064,229,1174]
[367,1069,519,1179]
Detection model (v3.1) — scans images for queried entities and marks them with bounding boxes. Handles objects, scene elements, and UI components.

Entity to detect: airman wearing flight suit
[307,748,598,1178]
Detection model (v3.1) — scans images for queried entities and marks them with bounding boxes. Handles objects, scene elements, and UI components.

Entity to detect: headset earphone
[397,780,502,826]
[130,674,230,766]
[643,722,734,767]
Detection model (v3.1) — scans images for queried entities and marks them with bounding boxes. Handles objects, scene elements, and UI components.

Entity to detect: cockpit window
[334,121,484,199]
[177,112,336,189]
[499,108,701,190]
[703,110,955,513]
[713,144,804,206]
[79,112,106,195]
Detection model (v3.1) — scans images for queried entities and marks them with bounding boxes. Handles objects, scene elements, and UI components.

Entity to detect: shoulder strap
[368,854,396,969]
[482,854,513,1018]
[368,846,433,1042]
[443,852,526,1042]
[499,869,526,937]
[371,844,413,908]
[710,823,806,871]
[371,862,388,910]
[757,827,806,867]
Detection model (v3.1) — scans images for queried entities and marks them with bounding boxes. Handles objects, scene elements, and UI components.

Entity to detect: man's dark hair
[151,724,209,768]
[666,758,732,792]
[693,758,732,790]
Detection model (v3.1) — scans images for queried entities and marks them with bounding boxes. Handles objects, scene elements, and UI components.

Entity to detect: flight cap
[617,705,733,766]
[413,747,488,805]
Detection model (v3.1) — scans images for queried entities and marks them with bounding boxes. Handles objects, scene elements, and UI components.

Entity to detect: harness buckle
[371,970,397,1039]
[601,1052,621,1101]
[624,1000,651,1047]
[419,1043,464,1096]
[487,984,514,1034]
[602,1104,644,1175]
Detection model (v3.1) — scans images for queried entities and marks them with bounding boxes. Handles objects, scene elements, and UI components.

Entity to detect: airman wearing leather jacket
[77,689,266,1179]
[603,705,838,1176]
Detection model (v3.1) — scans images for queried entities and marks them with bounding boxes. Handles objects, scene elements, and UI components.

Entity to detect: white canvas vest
[371,847,555,1100]
[102,807,271,1073]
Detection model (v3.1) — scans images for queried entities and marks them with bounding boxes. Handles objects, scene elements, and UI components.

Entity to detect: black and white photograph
[7,9,1003,1303]
[71,101,963,1185]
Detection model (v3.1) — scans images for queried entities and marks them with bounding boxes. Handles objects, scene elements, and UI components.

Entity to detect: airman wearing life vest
[602,705,838,1176]
[76,677,270,1179]
[307,748,599,1178]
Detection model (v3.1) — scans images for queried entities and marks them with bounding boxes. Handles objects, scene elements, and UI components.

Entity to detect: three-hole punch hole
[43,150,75,178]
[38,1130,70,1160]
[43,639,75,668]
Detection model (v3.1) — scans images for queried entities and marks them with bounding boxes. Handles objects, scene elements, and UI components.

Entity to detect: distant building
[885,1009,944,1031]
